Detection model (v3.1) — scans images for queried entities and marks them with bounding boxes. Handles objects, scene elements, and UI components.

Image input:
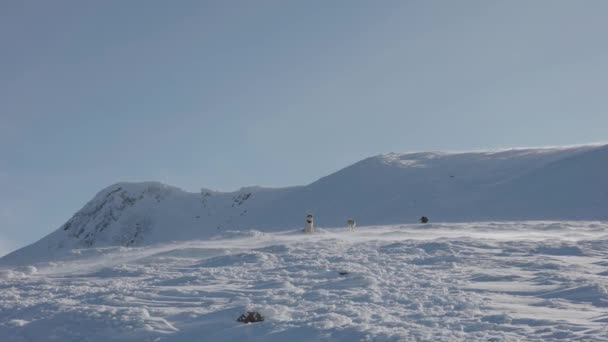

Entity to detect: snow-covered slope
[2,222,608,341]
[3,144,608,264]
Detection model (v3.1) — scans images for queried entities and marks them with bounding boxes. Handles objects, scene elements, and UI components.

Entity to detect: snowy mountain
[3,144,608,264]
[3,145,608,341]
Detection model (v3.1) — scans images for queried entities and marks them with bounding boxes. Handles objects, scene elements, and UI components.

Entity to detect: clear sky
[2,0,608,255]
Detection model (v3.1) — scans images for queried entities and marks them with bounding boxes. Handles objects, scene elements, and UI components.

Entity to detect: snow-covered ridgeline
[3,144,608,264]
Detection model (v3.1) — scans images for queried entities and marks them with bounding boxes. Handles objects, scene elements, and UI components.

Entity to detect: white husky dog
[346,219,356,231]
[304,214,314,233]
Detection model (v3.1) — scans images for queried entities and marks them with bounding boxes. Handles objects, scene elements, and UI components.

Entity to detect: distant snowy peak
[59,182,180,248]
[374,145,600,168]
[377,152,445,168]
[94,181,180,199]
[52,181,264,252]
[3,144,608,265]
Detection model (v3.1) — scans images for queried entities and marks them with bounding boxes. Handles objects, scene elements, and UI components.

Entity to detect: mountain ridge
[3,144,607,264]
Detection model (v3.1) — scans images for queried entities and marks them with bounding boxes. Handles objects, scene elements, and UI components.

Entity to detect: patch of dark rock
[237,311,264,324]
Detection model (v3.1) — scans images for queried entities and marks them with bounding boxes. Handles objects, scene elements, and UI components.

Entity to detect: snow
[4,144,608,266]
[3,144,608,340]
[2,222,608,341]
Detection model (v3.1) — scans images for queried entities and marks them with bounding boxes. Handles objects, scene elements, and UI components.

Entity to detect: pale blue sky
[2,0,608,255]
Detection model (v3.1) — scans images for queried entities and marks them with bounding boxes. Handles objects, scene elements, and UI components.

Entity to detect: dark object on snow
[338,271,349,276]
[420,216,429,223]
[237,311,264,324]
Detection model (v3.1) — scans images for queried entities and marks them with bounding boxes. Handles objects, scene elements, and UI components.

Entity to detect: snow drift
[3,144,608,264]
[3,222,608,341]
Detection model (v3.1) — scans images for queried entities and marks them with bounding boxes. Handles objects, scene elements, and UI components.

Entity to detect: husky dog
[346,219,356,231]
[304,214,314,233]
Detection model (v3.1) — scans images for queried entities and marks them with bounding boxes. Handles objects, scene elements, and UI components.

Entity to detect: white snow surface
[2,222,608,341]
[4,144,608,264]
[3,144,608,340]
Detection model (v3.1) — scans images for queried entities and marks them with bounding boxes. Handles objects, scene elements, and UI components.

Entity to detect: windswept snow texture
[4,144,608,264]
[2,222,608,341]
